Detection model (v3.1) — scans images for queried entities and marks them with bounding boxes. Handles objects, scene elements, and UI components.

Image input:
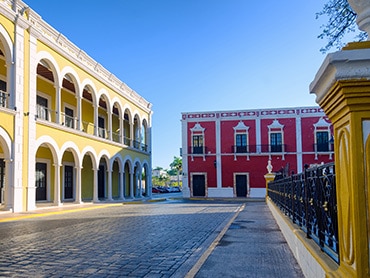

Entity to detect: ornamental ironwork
[267,162,339,263]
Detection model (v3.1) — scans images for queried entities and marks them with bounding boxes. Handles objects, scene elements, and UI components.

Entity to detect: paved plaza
[0,199,304,277]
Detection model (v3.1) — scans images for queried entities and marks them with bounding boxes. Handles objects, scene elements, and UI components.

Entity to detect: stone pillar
[130,171,134,199]
[119,171,124,200]
[53,163,61,206]
[264,160,275,200]
[310,42,370,277]
[74,166,81,204]
[107,169,113,201]
[92,167,99,202]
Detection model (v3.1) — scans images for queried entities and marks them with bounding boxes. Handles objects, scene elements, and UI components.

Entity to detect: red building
[181,106,333,198]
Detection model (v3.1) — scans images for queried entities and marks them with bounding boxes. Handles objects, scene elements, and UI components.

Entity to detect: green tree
[317,0,367,53]
[169,156,182,187]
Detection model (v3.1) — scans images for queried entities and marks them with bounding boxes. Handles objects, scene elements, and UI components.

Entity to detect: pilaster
[310,43,370,277]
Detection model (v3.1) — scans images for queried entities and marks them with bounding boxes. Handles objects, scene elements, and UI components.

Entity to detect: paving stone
[0,200,303,277]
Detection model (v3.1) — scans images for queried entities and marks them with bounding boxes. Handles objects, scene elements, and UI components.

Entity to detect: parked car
[168,186,181,192]
[152,187,160,193]
[157,186,169,193]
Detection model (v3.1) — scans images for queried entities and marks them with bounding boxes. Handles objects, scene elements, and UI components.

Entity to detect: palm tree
[170,156,182,187]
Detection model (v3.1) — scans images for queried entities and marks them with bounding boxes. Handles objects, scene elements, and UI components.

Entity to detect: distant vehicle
[152,187,160,193]
[168,186,181,192]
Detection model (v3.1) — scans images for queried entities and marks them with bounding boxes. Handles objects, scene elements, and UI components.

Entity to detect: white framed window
[233,121,249,154]
[62,103,76,129]
[313,117,332,159]
[36,92,52,121]
[190,123,205,155]
[98,115,106,138]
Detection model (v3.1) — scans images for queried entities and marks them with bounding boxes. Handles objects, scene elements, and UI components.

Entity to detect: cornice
[7,0,152,113]
[310,48,370,104]
[181,106,325,121]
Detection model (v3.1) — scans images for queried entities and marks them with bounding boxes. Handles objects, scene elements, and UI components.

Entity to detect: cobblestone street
[0,200,242,277]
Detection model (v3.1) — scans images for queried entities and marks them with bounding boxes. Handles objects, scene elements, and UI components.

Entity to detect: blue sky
[24,1,342,168]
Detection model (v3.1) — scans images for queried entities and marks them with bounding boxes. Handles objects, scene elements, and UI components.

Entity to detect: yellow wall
[0,112,14,140]
[81,155,93,200]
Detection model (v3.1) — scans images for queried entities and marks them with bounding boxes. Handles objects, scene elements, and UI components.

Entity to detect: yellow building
[0,1,153,212]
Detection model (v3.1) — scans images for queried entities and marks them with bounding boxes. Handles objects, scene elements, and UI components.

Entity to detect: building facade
[181,107,333,198]
[0,1,152,212]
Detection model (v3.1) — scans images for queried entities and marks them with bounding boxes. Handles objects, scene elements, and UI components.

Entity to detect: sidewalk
[192,200,304,278]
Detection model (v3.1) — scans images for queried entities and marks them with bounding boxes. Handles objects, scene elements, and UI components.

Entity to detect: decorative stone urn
[348,0,370,38]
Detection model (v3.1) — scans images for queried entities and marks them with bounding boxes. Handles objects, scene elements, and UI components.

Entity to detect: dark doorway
[64,165,74,199]
[0,159,5,203]
[236,175,248,197]
[192,174,205,197]
[36,162,47,201]
[98,165,105,199]
[98,116,105,138]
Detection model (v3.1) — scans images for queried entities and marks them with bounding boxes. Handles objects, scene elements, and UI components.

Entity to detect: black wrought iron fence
[267,162,339,263]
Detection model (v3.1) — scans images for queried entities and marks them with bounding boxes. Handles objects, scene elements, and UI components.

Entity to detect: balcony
[0,90,9,108]
[188,146,207,155]
[35,107,149,153]
[231,144,286,154]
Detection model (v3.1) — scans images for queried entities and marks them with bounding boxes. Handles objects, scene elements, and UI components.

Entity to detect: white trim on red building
[181,106,334,198]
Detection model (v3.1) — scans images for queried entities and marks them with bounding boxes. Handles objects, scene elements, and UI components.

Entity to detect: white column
[108,111,112,141]
[76,94,81,131]
[94,105,98,136]
[256,117,261,153]
[119,116,124,144]
[107,169,113,201]
[4,158,13,211]
[53,163,61,206]
[181,114,190,197]
[215,117,222,188]
[130,171,134,198]
[119,171,124,200]
[138,173,143,197]
[93,167,99,202]
[55,85,61,124]
[74,166,81,204]
[12,14,27,212]
[130,119,134,147]
[295,115,303,173]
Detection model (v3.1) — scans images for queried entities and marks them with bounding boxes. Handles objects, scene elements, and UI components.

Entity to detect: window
[190,123,205,155]
[235,134,247,153]
[37,95,49,121]
[316,131,329,152]
[233,121,249,154]
[0,80,7,108]
[270,133,282,152]
[192,135,203,154]
[267,119,284,154]
[98,116,105,138]
[64,107,74,128]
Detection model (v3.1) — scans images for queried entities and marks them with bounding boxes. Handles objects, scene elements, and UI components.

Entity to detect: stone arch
[60,141,81,167]
[36,51,61,88]
[97,152,110,200]
[80,79,97,105]
[141,159,151,197]
[81,146,98,202]
[60,66,81,94]
[123,156,133,198]
[0,24,13,64]
[111,98,123,143]
[0,127,12,159]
